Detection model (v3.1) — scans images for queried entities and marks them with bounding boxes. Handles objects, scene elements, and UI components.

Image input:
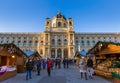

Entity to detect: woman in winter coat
[79,57,87,80]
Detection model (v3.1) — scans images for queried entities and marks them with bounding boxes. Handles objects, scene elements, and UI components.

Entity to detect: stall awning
[88,41,120,56]
[97,44,120,55]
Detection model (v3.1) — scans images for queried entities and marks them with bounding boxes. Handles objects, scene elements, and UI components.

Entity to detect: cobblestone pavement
[1,65,112,83]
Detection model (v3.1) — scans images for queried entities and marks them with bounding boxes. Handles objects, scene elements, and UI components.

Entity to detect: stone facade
[0,12,120,59]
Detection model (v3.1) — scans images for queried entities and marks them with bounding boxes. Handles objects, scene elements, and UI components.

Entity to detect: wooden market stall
[29,51,42,60]
[87,41,120,80]
[25,51,42,62]
[0,43,27,81]
[74,50,88,66]
[74,50,82,66]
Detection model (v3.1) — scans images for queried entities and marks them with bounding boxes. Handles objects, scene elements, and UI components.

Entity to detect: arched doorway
[57,49,61,58]
[51,49,55,58]
[64,49,68,58]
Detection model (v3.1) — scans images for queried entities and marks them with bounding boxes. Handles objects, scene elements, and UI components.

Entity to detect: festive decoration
[0,43,27,56]
[8,46,16,54]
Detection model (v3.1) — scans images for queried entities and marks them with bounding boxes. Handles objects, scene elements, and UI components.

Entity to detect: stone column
[68,47,70,59]
[55,48,57,58]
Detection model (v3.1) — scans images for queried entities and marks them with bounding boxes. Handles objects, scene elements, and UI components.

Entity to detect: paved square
[1,65,112,83]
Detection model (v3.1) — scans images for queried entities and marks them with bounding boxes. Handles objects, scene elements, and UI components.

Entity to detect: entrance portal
[64,49,68,58]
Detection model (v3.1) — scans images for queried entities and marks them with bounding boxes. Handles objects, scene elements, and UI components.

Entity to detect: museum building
[0,12,120,59]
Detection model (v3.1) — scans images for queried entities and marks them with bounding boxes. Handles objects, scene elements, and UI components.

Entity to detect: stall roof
[75,50,87,58]
[87,41,120,55]
[80,51,87,56]
[31,51,42,58]
[25,51,34,56]
[0,43,27,57]
[25,51,42,58]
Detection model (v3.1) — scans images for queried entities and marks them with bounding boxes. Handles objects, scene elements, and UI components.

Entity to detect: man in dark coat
[26,59,34,80]
[66,58,69,68]
[37,59,41,76]
[63,58,66,68]
[87,56,94,79]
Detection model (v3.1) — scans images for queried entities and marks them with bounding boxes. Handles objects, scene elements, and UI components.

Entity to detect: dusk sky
[0,0,120,32]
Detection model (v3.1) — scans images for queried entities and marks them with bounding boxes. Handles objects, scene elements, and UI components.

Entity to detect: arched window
[51,49,55,58]
[58,39,61,45]
[29,41,32,47]
[92,41,95,46]
[87,40,90,46]
[58,22,61,27]
[81,40,84,46]
[64,23,66,27]
[75,40,79,46]
[18,41,21,46]
[35,41,38,46]
[23,41,26,46]
[69,21,72,26]
[64,39,67,45]
[46,21,49,26]
[51,39,55,45]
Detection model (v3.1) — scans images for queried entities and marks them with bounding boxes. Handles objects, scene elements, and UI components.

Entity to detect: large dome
[56,12,66,20]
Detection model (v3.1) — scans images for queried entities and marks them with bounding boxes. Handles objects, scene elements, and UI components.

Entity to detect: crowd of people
[25,56,94,81]
[25,58,72,80]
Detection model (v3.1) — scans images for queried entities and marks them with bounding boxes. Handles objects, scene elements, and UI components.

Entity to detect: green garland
[108,61,120,68]
[111,72,120,79]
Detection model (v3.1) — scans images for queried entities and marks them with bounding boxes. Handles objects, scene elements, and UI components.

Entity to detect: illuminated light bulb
[12,55,15,58]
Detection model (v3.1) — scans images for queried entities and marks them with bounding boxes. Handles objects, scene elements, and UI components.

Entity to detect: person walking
[79,57,87,80]
[46,58,52,76]
[87,56,94,79]
[36,58,41,76]
[55,58,58,68]
[32,58,37,72]
[66,58,69,68]
[63,58,66,68]
[42,59,46,70]
[58,58,61,69]
[26,59,34,80]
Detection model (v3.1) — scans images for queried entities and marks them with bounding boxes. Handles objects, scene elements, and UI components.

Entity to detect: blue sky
[0,0,120,32]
